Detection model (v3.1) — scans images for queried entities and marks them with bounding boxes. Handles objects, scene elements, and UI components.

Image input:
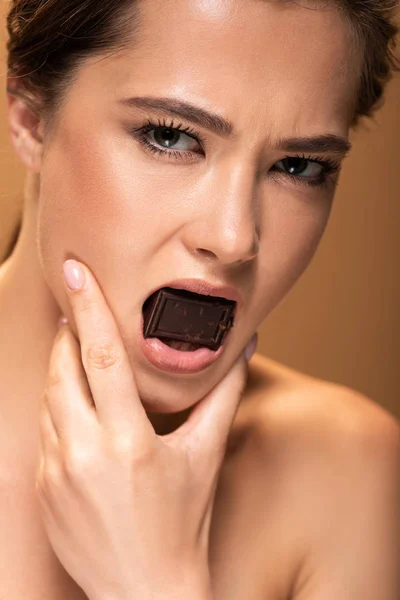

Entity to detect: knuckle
[114,439,157,470]
[108,428,156,468]
[111,433,136,459]
[132,444,157,469]
[63,444,98,480]
[83,341,122,371]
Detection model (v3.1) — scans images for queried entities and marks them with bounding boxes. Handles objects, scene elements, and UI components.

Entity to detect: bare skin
[0,0,399,598]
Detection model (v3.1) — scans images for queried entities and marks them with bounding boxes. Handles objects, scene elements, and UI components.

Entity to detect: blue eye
[131,118,341,188]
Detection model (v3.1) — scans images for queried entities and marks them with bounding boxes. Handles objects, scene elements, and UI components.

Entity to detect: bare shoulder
[246,352,400,439]
[245,352,400,496]
[236,351,400,478]
[243,353,400,600]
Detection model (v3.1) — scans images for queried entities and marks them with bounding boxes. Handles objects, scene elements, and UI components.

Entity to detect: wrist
[91,585,213,600]
[90,567,213,600]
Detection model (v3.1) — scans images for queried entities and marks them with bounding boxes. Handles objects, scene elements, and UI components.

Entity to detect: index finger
[62,259,153,441]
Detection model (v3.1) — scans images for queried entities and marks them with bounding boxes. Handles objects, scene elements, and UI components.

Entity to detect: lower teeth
[162,339,202,352]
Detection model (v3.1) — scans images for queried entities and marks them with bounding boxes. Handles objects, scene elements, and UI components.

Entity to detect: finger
[44,323,98,442]
[183,334,257,455]
[39,392,60,454]
[61,259,152,440]
[38,393,60,497]
[176,351,249,460]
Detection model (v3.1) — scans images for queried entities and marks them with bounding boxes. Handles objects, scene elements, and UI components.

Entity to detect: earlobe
[7,91,43,173]
[16,128,43,172]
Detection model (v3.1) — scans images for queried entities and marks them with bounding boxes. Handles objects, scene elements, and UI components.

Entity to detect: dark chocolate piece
[142,287,236,351]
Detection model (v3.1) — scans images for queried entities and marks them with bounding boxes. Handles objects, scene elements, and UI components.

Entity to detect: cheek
[252,191,332,319]
[40,139,148,251]
[37,129,165,285]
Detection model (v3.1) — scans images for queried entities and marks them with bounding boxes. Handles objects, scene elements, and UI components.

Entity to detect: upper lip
[146,278,243,313]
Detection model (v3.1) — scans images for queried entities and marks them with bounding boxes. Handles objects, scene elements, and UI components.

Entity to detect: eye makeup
[129,117,341,189]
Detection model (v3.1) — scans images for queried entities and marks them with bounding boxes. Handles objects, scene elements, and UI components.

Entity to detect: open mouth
[157,338,203,352]
[142,286,236,353]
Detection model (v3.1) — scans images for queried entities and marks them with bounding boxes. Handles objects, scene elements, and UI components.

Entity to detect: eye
[272,154,341,188]
[131,118,205,160]
[149,126,200,152]
[276,156,325,178]
[130,119,340,188]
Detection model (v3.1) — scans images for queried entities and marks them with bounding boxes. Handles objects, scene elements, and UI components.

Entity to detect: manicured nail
[244,332,258,361]
[63,260,85,291]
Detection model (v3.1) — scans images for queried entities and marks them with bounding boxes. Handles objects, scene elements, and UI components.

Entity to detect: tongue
[161,338,202,352]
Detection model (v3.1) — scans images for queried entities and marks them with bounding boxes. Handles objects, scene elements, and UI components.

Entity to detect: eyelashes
[131,118,206,162]
[130,117,341,189]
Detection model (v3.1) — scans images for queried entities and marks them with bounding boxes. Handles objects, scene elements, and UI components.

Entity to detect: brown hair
[2,0,400,260]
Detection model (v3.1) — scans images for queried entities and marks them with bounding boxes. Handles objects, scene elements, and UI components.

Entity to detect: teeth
[163,339,202,352]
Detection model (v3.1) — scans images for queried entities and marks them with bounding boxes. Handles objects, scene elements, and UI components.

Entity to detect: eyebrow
[119,95,352,157]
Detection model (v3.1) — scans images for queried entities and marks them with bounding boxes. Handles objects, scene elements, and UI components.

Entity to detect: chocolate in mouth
[142,287,236,351]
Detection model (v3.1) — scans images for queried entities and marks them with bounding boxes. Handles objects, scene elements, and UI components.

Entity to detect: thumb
[179,333,258,459]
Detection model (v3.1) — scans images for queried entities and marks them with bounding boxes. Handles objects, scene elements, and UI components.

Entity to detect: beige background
[0,13,399,419]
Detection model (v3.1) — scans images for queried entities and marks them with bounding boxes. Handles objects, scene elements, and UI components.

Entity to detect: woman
[0,0,399,598]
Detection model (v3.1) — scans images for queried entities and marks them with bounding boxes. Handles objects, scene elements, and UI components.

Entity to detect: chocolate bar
[142,287,236,351]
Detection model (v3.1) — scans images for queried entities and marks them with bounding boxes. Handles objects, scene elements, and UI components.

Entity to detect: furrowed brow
[273,134,352,158]
[119,95,352,157]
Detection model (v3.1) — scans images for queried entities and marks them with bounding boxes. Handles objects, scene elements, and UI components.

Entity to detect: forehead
[76,0,361,134]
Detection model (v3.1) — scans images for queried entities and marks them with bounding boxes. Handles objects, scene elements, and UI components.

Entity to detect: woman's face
[36,0,359,412]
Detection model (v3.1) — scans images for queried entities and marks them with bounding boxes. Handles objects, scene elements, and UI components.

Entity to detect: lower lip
[139,317,225,374]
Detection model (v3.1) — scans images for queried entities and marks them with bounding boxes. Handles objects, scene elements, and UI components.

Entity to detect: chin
[136,385,200,414]
[131,361,218,414]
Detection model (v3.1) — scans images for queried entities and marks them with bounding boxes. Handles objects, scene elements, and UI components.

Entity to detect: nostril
[195,248,217,259]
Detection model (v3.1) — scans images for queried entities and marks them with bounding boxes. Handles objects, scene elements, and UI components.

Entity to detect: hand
[36,259,253,600]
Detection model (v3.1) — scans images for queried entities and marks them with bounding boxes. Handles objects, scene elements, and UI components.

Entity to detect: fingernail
[58,316,69,330]
[63,260,85,291]
[244,332,258,361]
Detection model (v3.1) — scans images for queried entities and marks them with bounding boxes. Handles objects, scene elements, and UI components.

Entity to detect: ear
[6,76,45,173]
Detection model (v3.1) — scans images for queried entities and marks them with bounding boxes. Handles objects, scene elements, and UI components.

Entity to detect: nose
[180,159,260,265]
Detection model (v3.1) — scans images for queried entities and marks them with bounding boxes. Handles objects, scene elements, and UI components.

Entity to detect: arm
[291,393,400,600]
